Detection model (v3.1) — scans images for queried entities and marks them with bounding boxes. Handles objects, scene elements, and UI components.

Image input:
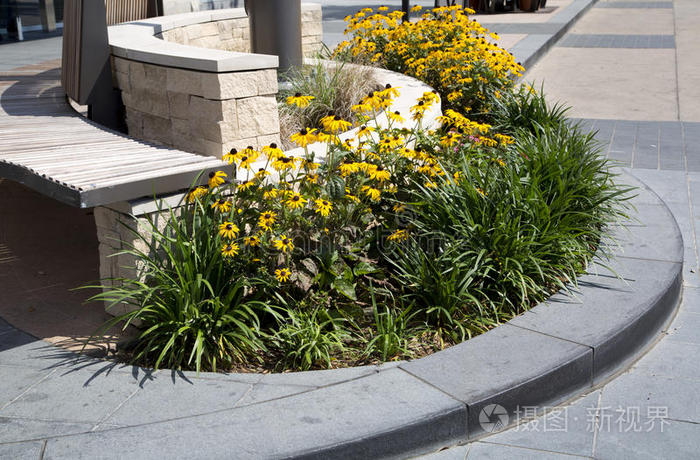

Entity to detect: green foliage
[489,83,570,135]
[363,286,416,361]
[272,307,348,371]
[85,199,275,373]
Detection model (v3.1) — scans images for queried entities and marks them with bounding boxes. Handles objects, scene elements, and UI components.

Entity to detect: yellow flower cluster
[335,5,524,114]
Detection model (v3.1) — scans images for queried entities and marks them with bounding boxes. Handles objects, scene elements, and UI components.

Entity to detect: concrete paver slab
[0,440,44,459]
[594,419,700,460]
[570,8,674,35]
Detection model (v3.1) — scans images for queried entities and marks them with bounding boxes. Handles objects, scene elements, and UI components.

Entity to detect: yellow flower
[272,156,297,172]
[244,235,261,247]
[254,168,271,180]
[237,180,256,192]
[361,185,381,201]
[302,159,320,171]
[447,91,462,102]
[356,125,374,138]
[367,165,391,182]
[291,128,318,147]
[306,173,319,184]
[274,235,295,253]
[208,171,227,188]
[258,211,277,231]
[476,187,486,197]
[393,203,406,213]
[425,180,437,189]
[221,242,240,257]
[275,267,292,282]
[263,188,279,200]
[345,192,360,203]
[378,83,400,99]
[286,92,315,108]
[186,186,208,203]
[218,222,239,239]
[285,192,307,210]
[440,131,461,148]
[314,198,333,217]
[211,199,232,213]
[387,111,405,124]
[262,143,284,160]
[387,229,409,242]
[320,114,352,133]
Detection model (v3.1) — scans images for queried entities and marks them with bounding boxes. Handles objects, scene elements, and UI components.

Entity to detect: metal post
[39,0,56,33]
[247,0,301,74]
[402,0,410,22]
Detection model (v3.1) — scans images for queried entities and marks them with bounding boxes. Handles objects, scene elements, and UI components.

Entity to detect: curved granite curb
[0,170,682,459]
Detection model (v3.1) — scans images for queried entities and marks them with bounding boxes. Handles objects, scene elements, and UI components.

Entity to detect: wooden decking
[0,60,226,208]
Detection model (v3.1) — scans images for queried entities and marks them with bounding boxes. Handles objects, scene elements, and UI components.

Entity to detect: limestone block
[167,91,191,120]
[232,18,247,29]
[192,137,229,158]
[302,5,322,22]
[217,19,234,35]
[185,24,203,41]
[237,96,280,138]
[230,136,259,151]
[165,27,186,45]
[199,21,220,37]
[127,88,170,118]
[188,38,203,48]
[190,118,239,144]
[166,67,203,97]
[171,117,191,138]
[113,57,130,74]
[189,96,237,122]
[257,69,279,96]
[95,207,120,233]
[114,71,130,92]
[142,113,173,145]
[195,35,223,50]
[302,21,323,37]
[201,71,257,100]
[257,133,283,149]
[125,108,144,137]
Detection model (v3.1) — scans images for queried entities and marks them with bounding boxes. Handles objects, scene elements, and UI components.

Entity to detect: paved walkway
[419,0,700,458]
[0,1,698,458]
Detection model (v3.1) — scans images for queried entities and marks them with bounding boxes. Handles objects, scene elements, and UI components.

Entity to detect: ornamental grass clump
[89,79,629,372]
[334,5,524,116]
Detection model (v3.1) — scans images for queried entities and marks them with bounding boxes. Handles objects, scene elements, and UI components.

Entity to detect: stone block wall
[158,4,323,58]
[112,56,281,156]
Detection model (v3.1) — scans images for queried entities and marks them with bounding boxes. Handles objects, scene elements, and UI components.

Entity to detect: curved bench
[0,169,682,459]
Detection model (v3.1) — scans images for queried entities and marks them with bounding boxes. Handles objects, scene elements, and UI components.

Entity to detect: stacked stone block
[112,56,281,157]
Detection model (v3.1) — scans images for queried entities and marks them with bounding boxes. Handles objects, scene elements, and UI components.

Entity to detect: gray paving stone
[595,419,700,460]
[418,445,470,460]
[510,256,681,382]
[162,369,262,385]
[0,365,54,409]
[559,34,675,49]
[44,368,467,459]
[400,324,592,439]
[679,287,700,314]
[665,309,700,345]
[0,440,44,459]
[595,1,672,8]
[466,442,589,459]
[484,391,599,457]
[626,169,688,204]
[0,417,92,444]
[632,339,700,382]
[1,368,141,424]
[258,364,377,387]
[602,207,683,263]
[0,318,13,336]
[234,383,314,407]
[600,370,700,424]
[103,374,252,426]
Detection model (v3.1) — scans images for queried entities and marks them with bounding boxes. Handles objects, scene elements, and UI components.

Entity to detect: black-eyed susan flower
[272,156,296,172]
[263,188,279,200]
[237,180,256,192]
[314,198,333,217]
[476,187,486,197]
[378,83,400,99]
[275,267,291,282]
[302,159,320,171]
[356,125,374,138]
[361,185,381,201]
[244,235,261,247]
[440,131,461,148]
[305,173,319,184]
[367,165,391,182]
[290,128,317,147]
[208,170,227,188]
[186,186,208,203]
[339,162,360,176]
[392,203,406,213]
[221,242,240,257]
[222,148,238,164]
[320,114,352,133]
[218,222,239,239]
[255,168,271,180]
[260,144,282,162]
[286,92,315,108]
[211,198,232,213]
[285,192,307,210]
[274,235,294,253]
[258,211,277,231]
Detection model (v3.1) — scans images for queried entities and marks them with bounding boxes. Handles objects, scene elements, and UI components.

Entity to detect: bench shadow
[0,66,74,117]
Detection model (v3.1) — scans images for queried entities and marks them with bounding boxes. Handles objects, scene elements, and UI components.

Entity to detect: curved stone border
[0,170,682,459]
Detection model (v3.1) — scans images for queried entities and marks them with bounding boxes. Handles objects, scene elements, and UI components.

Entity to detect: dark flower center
[323,201,329,206]
[281,157,292,164]
[300,129,308,135]
[294,92,301,97]
[394,111,400,115]
[270,142,277,148]
[229,148,237,154]
[226,224,233,230]
[385,83,392,89]
[209,172,215,178]
[292,196,300,202]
